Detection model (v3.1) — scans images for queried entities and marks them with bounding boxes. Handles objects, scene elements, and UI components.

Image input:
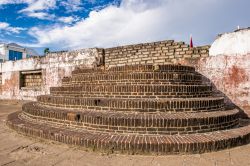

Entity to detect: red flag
[190,35,193,48]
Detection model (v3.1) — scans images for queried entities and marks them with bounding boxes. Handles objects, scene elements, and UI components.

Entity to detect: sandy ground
[1,100,250,166]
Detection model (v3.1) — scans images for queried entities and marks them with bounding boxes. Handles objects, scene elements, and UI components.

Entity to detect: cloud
[0,22,26,34]
[8,0,250,50]
[19,0,57,13]
[60,0,83,12]
[0,0,73,20]
[17,0,57,20]
[27,0,213,48]
[0,0,18,5]
[0,0,56,11]
[25,12,55,20]
[58,16,79,24]
[0,0,57,19]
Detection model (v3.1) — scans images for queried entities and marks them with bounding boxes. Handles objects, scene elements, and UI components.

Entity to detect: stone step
[62,80,203,87]
[50,84,212,98]
[37,95,225,113]
[72,64,195,75]
[7,111,250,154]
[71,72,202,83]
[22,102,239,135]
[61,72,203,86]
[51,93,211,99]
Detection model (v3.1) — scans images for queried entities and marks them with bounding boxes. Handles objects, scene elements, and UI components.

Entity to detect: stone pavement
[0,100,250,166]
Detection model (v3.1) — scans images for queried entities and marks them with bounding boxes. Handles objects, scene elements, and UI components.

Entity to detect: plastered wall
[0,48,102,100]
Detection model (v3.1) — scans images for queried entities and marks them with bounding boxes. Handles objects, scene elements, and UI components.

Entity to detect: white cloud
[0,0,39,6]
[0,22,26,34]
[0,22,9,28]
[0,0,57,19]
[25,12,55,20]
[0,0,68,20]
[4,0,250,50]
[0,0,83,20]
[17,0,57,20]
[0,0,56,11]
[27,0,218,49]
[0,0,17,5]
[20,0,57,13]
[60,0,83,12]
[58,16,78,24]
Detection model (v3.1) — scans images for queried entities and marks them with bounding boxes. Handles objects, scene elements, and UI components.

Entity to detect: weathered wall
[179,29,250,116]
[198,54,249,114]
[104,40,209,67]
[0,48,102,100]
[210,28,250,56]
[205,29,250,116]
[178,54,250,116]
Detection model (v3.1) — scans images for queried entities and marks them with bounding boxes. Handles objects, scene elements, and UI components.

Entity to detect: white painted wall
[0,44,6,61]
[210,28,250,56]
[0,48,102,100]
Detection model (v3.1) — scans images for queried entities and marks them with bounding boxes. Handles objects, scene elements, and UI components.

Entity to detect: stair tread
[72,64,196,75]
[24,102,236,119]
[7,111,250,154]
[40,95,223,101]
[21,102,237,135]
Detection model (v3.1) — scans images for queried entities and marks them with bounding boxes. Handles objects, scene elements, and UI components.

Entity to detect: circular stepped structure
[7,64,250,154]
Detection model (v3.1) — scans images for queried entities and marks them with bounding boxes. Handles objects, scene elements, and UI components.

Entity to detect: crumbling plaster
[180,29,250,116]
[0,48,101,100]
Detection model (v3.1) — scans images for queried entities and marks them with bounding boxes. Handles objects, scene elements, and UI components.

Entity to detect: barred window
[20,70,42,88]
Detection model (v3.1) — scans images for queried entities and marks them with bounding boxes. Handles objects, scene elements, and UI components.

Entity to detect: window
[20,70,42,89]
[9,50,23,61]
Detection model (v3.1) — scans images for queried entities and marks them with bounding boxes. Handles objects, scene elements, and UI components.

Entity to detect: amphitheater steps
[72,64,196,75]
[67,72,203,85]
[37,95,225,113]
[7,111,250,154]
[22,102,238,135]
[7,64,250,154]
[62,80,204,87]
[50,84,212,98]
[62,65,201,86]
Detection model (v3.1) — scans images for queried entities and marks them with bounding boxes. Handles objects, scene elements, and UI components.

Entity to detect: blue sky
[0,0,250,55]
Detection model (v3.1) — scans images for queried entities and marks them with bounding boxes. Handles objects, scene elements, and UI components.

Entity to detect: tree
[44,48,50,55]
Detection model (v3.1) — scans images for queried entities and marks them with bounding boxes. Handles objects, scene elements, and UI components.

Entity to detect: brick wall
[104,40,210,67]
[20,71,42,88]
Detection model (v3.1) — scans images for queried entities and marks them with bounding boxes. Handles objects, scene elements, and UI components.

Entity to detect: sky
[0,0,250,55]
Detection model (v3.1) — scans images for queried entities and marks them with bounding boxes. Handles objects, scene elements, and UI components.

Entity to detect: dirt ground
[1,100,250,166]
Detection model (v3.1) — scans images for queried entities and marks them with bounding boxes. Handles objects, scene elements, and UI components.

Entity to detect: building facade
[0,43,38,62]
